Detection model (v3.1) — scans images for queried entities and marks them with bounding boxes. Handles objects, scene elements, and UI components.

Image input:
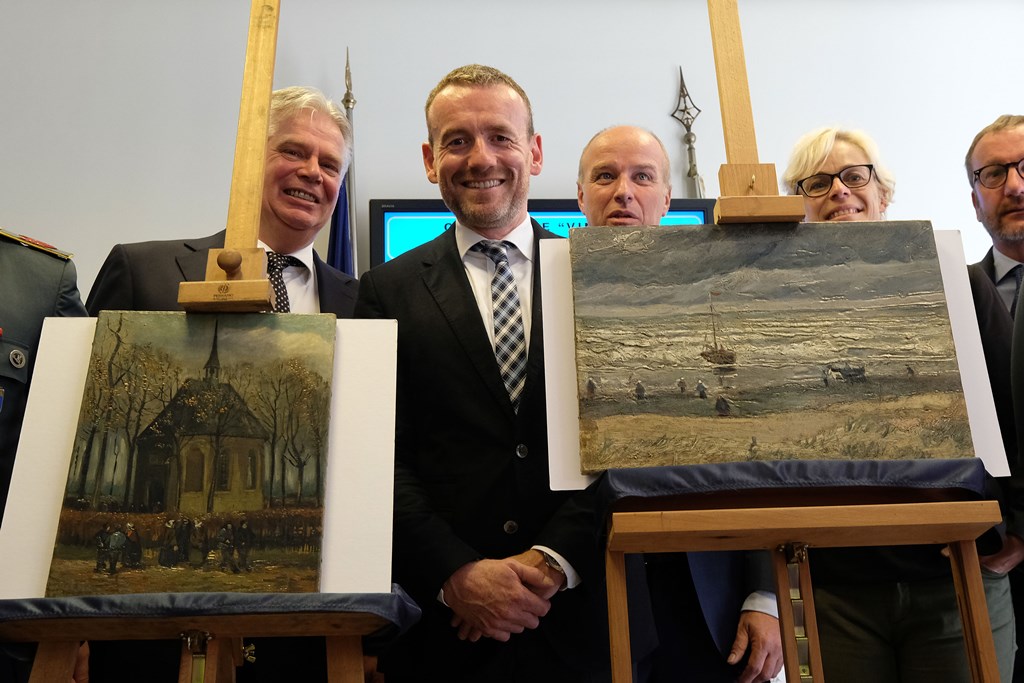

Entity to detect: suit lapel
[313,252,356,316]
[518,220,556,411]
[421,221,560,416]
[421,230,515,415]
[981,248,997,282]
[176,231,226,282]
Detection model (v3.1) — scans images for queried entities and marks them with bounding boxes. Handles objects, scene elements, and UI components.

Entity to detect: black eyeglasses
[797,165,875,198]
[973,158,1024,190]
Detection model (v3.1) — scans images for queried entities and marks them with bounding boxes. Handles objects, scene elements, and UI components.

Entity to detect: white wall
[2,0,1020,295]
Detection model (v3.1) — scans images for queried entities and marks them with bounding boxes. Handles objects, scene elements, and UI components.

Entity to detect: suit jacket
[86,230,358,317]
[0,237,87,522]
[969,251,1018,465]
[970,250,1024,536]
[355,222,606,681]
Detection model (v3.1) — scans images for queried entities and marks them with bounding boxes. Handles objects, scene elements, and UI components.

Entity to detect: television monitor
[368,197,716,267]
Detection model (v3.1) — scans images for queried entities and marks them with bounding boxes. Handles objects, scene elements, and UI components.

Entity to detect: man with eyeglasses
[965,114,1024,683]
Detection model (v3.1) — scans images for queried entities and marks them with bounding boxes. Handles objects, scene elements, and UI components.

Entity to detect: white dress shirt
[258,240,319,314]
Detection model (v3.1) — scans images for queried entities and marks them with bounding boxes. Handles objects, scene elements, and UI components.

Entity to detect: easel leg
[326,636,363,683]
[179,631,239,683]
[772,546,801,683]
[28,640,79,683]
[772,544,822,682]
[179,632,207,683]
[605,547,632,683]
[796,550,824,681]
[948,540,1000,683]
[204,637,239,683]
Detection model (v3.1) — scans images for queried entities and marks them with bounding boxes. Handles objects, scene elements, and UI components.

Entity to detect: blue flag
[327,175,354,275]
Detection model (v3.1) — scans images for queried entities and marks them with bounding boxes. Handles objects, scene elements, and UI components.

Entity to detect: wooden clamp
[177,0,280,312]
[707,0,805,224]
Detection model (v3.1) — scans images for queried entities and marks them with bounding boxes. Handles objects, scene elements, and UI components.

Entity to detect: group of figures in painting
[91,517,255,575]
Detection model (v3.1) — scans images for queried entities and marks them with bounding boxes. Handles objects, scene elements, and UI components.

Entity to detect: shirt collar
[992,247,1023,284]
[456,216,535,262]
[258,239,316,272]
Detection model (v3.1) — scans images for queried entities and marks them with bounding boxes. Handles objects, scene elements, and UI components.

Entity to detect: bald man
[577,125,671,227]
[576,126,783,683]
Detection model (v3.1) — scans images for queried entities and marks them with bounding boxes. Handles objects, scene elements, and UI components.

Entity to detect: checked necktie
[267,252,304,313]
[472,240,528,413]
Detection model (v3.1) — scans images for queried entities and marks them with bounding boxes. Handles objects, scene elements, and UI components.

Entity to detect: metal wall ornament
[670,66,706,199]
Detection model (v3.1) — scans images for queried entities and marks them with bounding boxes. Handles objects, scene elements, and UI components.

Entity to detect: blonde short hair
[268,86,353,174]
[782,127,895,206]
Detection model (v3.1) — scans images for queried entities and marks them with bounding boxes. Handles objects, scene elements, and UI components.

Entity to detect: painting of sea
[570,221,973,473]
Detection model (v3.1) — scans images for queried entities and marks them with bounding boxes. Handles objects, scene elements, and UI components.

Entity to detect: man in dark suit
[577,125,781,683]
[84,85,357,683]
[965,114,1024,682]
[356,64,609,682]
[88,86,357,317]
[0,228,87,681]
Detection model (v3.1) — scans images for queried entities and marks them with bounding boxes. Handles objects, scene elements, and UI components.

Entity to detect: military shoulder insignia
[0,227,74,260]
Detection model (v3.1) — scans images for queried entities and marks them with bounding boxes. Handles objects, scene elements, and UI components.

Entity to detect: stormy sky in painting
[96,312,337,379]
[569,221,945,316]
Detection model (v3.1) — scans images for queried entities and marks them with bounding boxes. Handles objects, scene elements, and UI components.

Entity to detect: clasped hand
[443,550,566,642]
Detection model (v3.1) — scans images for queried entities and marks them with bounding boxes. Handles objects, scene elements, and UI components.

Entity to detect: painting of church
[135,324,268,515]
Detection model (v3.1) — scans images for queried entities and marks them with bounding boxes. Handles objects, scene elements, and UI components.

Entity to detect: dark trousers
[638,553,742,683]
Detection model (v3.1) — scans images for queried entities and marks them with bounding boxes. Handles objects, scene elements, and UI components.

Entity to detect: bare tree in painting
[70,352,111,500]
[107,343,181,507]
[73,313,134,507]
[242,358,329,507]
[246,360,299,507]
[295,363,331,507]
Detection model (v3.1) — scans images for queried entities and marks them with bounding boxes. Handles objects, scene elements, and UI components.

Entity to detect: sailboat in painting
[700,300,736,366]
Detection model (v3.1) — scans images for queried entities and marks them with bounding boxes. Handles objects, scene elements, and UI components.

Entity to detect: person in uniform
[0,227,87,524]
[0,229,85,683]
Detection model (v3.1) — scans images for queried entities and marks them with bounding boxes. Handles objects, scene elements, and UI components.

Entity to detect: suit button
[516,444,528,459]
[9,349,26,369]
[503,520,519,535]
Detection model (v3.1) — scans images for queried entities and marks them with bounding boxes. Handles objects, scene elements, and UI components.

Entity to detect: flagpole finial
[342,47,356,112]
[670,66,701,132]
[670,66,706,199]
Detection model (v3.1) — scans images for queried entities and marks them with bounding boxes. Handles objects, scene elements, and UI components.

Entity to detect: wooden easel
[706,0,805,225]
[599,2,1003,681]
[0,609,387,683]
[175,0,279,312]
[604,491,1002,682]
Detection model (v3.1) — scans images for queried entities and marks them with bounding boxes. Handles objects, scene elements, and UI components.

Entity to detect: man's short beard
[439,184,528,234]
[990,222,1024,243]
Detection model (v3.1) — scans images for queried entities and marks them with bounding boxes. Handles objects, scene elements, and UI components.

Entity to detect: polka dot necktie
[471,240,527,413]
[267,252,304,313]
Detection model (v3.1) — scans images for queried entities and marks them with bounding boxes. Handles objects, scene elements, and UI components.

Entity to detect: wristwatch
[538,550,565,576]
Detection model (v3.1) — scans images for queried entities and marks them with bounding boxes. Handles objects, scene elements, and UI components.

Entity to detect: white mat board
[0,317,397,598]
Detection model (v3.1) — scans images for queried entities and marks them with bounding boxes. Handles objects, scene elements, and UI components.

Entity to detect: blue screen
[381,208,706,262]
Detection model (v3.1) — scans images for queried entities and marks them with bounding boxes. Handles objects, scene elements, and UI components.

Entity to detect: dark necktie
[1010,264,1024,320]
[267,252,304,313]
[471,240,528,412]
